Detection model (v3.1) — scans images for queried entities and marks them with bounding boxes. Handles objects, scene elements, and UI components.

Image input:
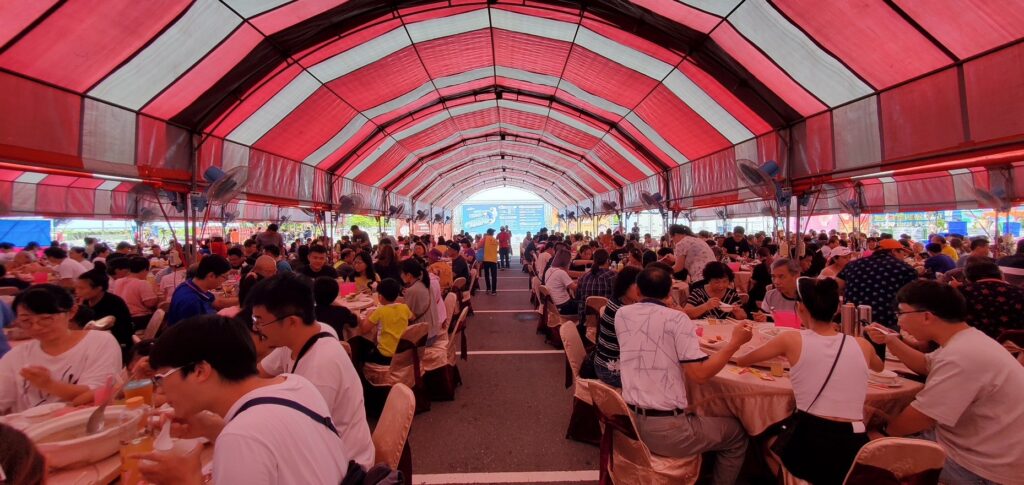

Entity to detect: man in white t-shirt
[44,247,84,288]
[669,225,716,283]
[139,315,351,485]
[249,273,375,468]
[615,266,752,485]
[866,280,1024,485]
[534,244,555,279]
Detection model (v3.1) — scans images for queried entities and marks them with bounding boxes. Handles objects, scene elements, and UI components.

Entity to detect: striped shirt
[685,284,742,319]
[594,298,623,373]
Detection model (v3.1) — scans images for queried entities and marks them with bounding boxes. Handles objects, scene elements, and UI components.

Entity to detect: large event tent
[1,0,1023,224]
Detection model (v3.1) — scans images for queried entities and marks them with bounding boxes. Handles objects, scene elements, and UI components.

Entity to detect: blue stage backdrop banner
[460,204,546,235]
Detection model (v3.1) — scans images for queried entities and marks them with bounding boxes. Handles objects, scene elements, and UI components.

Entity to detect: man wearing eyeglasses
[865,281,1024,485]
[138,315,351,485]
[249,273,374,469]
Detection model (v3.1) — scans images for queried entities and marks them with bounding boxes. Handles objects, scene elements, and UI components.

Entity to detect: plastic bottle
[119,396,153,485]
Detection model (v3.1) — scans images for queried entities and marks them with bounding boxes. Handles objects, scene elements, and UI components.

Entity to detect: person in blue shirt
[0,299,15,357]
[924,242,956,279]
[166,255,231,327]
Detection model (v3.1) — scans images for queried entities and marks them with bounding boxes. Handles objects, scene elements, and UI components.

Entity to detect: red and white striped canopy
[1,1,1023,216]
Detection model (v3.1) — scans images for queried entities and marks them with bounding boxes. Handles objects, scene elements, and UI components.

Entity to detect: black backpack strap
[235,396,338,435]
[292,332,336,373]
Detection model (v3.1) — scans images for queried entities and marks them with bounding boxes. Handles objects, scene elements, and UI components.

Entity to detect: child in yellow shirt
[361,278,411,364]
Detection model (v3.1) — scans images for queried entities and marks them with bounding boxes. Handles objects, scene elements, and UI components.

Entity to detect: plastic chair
[842,437,945,484]
[589,381,701,485]
[559,322,601,445]
[134,309,163,343]
[371,383,415,481]
[422,307,469,401]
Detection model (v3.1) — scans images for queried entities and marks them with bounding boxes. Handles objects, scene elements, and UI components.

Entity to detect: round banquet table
[685,362,923,436]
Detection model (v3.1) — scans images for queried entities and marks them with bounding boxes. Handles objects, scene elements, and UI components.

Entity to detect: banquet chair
[422,307,469,401]
[363,323,431,413]
[371,383,415,481]
[463,270,477,315]
[443,293,458,330]
[584,296,608,345]
[0,287,20,297]
[559,322,601,445]
[842,437,945,484]
[589,381,701,485]
[451,277,467,313]
[537,286,566,348]
[531,276,543,314]
[134,309,165,344]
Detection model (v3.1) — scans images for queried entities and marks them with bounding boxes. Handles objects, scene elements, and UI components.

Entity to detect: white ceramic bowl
[25,405,143,469]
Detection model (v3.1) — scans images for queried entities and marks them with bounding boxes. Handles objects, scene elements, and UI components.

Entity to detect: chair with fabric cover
[422,307,469,401]
[537,286,565,348]
[584,296,607,345]
[133,309,164,344]
[531,275,543,313]
[463,270,477,315]
[443,293,458,328]
[363,323,431,413]
[559,322,601,445]
[451,276,466,309]
[371,383,415,481]
[842,437,945,484]
[589,381,701,485]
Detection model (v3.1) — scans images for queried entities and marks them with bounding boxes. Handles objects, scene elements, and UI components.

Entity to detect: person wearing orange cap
[836,238,918,331]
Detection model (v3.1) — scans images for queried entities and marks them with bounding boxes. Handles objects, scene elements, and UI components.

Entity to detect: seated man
[615,266,752,485]
[75,269,134,362]
[866,281,1024,485]
[139,315,352,484]
[119,256,159,331]
[958,259,1024,339]
[297,245,337,279]
[250,274,374,469]
[756,258,801,318]
[44,247,85,288]
[923,242,956,279]
[166,255,230,327]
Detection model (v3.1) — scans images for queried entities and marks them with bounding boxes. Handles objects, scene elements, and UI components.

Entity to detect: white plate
[870,369,898,380]
[700,337,728,350]
[719,304,734,312]
[20,403,66,418]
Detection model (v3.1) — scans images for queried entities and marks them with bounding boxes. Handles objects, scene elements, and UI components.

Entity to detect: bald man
[239,255,278,305]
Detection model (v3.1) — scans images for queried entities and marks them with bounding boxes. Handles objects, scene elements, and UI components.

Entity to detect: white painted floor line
[474,309,538,313]
[467,350,564,355]
[414,470,599,484]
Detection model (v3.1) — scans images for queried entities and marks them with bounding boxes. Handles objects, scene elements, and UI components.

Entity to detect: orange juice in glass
[120,433,154,484]
[123,379,154,406]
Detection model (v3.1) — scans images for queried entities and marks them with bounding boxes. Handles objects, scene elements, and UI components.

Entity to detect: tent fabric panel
[0,0,192,93]
[579,16,683,67]
[143,24,264,119]
[831,96,881,175]
[251,87,360,163]
[415,29,494,79]
[208,63,306,139]
[709,24,825,116]
[323,45,432,112]
[560,46,662,113]
[81,98,137,170]
[789,112,834,180]
[0,0,58,47]
[893,174,957,212]
[632,85,731,161]
[894,0,1024,59]
[247,150,303,202]
[227,70,322,146]
[135,117,192,181]
[628,0,721,34]
[879,68,964,161]
[87,0,243,111]
[0,72,82,169]
[771,0,950,89]
[492,29,573,77]
[963,42,1024,142]
[678,61,773,136]
[622,175,665,211]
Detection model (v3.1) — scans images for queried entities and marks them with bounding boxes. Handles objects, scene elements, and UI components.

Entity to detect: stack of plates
[868,369,900,387]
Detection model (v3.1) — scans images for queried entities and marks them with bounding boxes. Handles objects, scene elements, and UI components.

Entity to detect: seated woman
[348,251,380,292]
[570,245,594,271]
[684,262,747,320]
[623,248,645,269]
[543,249,579,317]
[736,277,883,485]
[313,277,358,339]
[0,285,122,414]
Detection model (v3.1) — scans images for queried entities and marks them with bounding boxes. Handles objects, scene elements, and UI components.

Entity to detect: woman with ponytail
[400,259,441,344]
[736,277,883,484]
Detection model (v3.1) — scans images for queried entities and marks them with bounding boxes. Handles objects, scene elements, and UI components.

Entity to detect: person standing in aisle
[480,228,499,294]
[497,226,512,270]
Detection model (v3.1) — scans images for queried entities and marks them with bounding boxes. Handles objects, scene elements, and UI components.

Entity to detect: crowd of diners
[1,222,1022,483]
[522,224,1024,485]
[0,223,520,483]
